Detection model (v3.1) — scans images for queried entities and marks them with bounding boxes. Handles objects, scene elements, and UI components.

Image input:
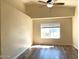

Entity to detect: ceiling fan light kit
[47,3,53,8]
[47,0,54,8]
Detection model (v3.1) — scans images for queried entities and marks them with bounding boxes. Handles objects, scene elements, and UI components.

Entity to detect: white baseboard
[12,48,28,59]
[73,45,78,50]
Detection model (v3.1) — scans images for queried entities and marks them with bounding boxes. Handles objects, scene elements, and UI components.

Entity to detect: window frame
[40,23,61,39]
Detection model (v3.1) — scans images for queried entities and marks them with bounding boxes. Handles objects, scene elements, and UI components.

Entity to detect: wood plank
[18,45,78,59]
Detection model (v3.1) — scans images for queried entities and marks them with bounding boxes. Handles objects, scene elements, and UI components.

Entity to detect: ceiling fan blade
[53,3,64,5]
[53,0,58,2]
[38,1,47,4]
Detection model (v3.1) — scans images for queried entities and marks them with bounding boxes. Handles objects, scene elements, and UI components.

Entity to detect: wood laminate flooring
[18,45,78,59]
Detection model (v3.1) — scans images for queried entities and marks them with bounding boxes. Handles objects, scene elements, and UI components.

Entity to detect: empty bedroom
[0,0,78,59]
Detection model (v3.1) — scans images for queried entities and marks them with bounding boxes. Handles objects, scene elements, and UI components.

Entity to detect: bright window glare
[41,23,60,39]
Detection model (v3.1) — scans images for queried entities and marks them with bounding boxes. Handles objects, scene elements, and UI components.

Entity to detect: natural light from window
[41,23,60,39]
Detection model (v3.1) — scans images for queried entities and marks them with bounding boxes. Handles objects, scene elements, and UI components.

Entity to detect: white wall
[0,0,1,58]
[1,1,32,59]
[3,0,26,13]
[33,18,72,45]
[72,7,78,49]
[71,0,78,49]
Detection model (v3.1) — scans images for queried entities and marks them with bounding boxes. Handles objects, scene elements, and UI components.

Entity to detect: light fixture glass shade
[47,3,53,8]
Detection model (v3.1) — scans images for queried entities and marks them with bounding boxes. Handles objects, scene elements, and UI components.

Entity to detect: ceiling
[2,0,77,18]
[24,5,75,18]
[22,0,77,6]
[22,0,77,18]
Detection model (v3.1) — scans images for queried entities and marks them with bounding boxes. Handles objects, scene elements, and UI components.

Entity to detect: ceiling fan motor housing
[47,0,52,3]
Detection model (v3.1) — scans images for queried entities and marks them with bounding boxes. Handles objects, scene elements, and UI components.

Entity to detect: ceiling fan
[38,0,64,8]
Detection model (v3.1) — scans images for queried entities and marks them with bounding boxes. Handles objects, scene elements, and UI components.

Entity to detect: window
[41,23,60,39]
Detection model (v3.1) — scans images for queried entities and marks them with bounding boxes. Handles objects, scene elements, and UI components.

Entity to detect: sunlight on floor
[31,45,54,48]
